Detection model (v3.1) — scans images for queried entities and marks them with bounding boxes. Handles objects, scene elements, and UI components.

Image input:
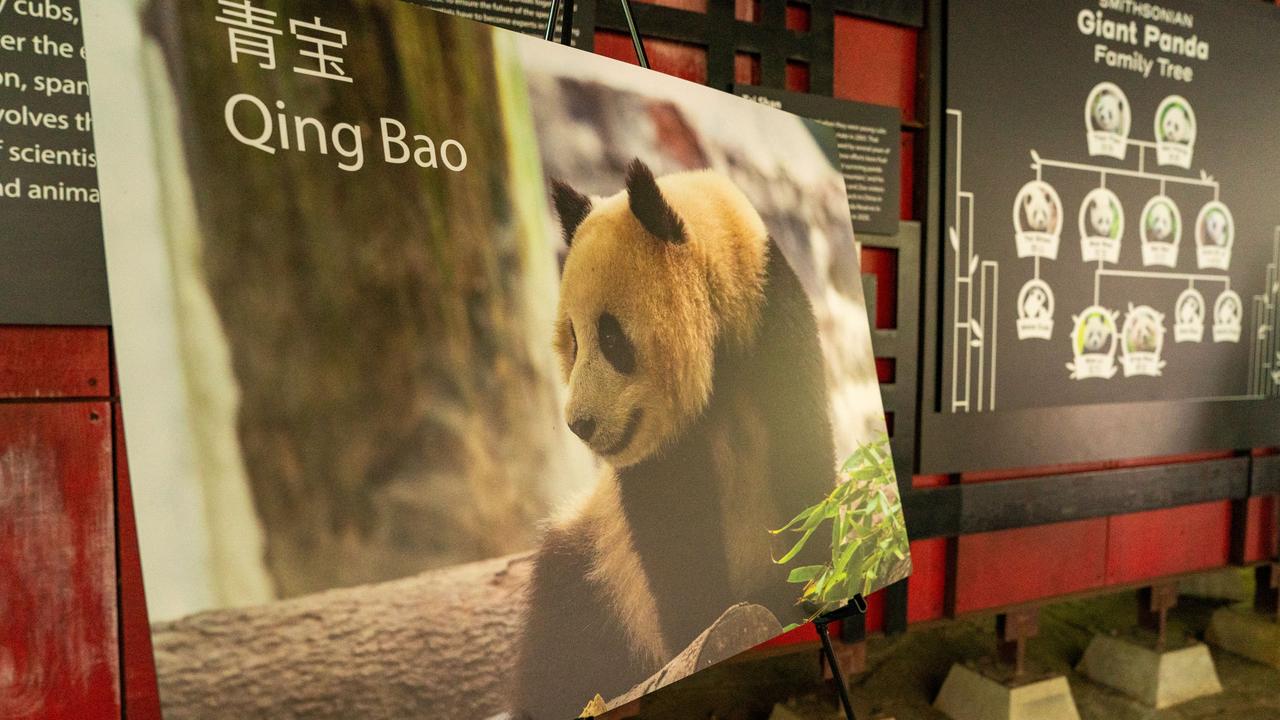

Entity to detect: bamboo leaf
[787,565,825,584]
[776,524,821,564]
[835,536,860,570]
[771,504,815,535]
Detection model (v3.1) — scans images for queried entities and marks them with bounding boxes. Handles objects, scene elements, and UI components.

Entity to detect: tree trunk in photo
[150,554,532,720]
[148,554,782,720]
[146,1,585,598]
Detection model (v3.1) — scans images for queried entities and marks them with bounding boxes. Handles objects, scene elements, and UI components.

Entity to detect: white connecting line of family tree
[946,108,999,414]
[1249,231,1280,398]
[1028,142,1223,309]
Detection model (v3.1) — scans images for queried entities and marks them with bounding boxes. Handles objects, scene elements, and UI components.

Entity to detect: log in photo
[84,2,910,718]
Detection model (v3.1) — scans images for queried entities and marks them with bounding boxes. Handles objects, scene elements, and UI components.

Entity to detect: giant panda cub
[512,159,836,720]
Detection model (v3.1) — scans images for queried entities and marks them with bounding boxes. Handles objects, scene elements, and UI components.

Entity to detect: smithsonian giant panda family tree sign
[921,0,1280,471]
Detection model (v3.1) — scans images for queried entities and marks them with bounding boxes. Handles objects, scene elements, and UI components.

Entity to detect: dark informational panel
[920,0,1280,472]
[0,0,109,325]
[736,85,901,236]
[410,0,562,40]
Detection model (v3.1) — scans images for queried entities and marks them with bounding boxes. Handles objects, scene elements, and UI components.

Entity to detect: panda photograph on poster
[82,2,909,719]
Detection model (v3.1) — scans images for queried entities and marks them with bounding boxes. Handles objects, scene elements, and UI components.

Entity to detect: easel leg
[813,595,866,720]
[543,0,562,41]
[815,619,859,720]
[617,0,649,68]
[545,0,575,44]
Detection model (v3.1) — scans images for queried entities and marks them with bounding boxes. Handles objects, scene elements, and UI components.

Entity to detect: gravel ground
[629,573,1280,720]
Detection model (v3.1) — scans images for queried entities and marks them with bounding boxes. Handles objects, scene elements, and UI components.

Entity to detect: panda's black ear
[626,158,686,245]
[551,179,592,246]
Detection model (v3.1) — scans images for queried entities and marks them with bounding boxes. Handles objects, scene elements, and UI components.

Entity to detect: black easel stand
[544,0,650,69]
[814,594,868,720]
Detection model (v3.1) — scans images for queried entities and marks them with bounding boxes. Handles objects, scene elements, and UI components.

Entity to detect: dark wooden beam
[904,457,1251,539]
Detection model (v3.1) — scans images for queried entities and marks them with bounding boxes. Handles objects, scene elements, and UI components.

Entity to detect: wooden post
[1138,582,1179,651]
[1256,563,1280,620]
[996,607,1039,678]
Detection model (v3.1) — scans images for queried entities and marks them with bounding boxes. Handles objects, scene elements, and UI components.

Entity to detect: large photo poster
[924,0,1280,471]
[83,2,909,718]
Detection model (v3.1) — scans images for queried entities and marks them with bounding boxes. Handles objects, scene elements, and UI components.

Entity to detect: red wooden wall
[2,2,1277,718]
[0,329,119,719]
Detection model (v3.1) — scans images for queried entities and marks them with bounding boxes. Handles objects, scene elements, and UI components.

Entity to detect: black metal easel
[814,594,868,720]
[544,0,650,69]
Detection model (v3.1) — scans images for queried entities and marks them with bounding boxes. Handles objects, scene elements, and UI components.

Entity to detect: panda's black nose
[569,417,596,442]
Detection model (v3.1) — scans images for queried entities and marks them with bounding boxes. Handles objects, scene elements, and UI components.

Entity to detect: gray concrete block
[934,663,1080,720]
[1077,633,1222,708]
[1206,606,1280,669]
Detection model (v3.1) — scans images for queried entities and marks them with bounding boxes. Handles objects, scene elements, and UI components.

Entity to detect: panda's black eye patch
[597,312,635,375]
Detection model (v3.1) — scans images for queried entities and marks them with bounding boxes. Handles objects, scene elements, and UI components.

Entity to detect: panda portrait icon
[1084,315,1110,352]
[1139,195,1181,267]
[1093,94,1123,133]
[1090,200,1114,237]
[1154,95,1196,168]
[1084,82,1131,159]
[1012,180,1063,260]
[1120,304,1166,377]
[512,159,837,720]
[1023,188,1055,232]
[1077,187,1124,264]
[1174,287,1205,343]
[1015,278,1054,340]
[1161,106,1192,143]
[1147,203,1173,242]
[1067,305,1120,380]
[1213,290,1243,343]
[1205,212,1227,245]
[1195,201,1234,270]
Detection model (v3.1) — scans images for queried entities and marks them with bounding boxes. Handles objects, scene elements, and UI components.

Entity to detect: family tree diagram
[947,83,1280,413]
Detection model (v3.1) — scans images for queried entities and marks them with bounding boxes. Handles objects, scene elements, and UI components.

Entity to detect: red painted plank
[1105,502,1232,585]
[634,0,706,11]
[594,31,708,85]
[734,52,761,85]
[953,519,1108,614]
[859,246,897,330]
[1240,496,1278,565]
[785,2,811,33]
[0,327,109,399]
[832,15,917,120]
[864,587,885,633]
[758,622,819,649]
[113,408,163,720]
[784,60,810,93]
[912,474,950,490]
[961,450,1234,484]
[906,537,947,623]
[0,402,119,720]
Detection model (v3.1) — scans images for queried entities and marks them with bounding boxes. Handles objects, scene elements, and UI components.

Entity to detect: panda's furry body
[511,160,836,720]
